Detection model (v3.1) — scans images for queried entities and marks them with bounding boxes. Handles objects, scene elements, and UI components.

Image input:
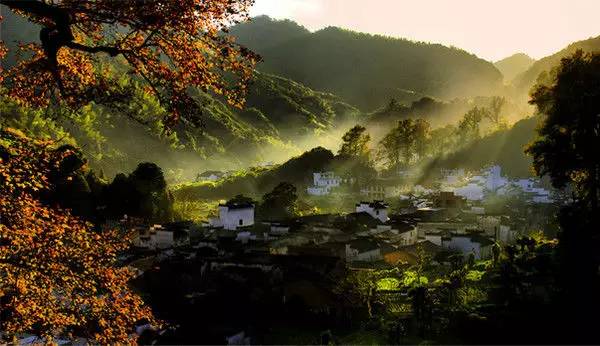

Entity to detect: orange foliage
[0,0,259,127]
[0,128,156,343]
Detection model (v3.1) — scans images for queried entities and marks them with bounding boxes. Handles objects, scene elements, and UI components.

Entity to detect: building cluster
[306,171,354,196]
[128,164,555,271]
[442,166,554,203]
[129,196,520,271]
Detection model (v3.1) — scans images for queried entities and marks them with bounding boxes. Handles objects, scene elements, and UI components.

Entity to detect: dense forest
[513,35,600,97]
[231,16,504,110]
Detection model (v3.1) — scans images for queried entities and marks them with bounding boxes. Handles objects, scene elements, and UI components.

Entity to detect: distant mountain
[513,35,600,96]
[494,53,535,83]
[0,8,359,177]
[229,15,310,55]
[231,17,503,111]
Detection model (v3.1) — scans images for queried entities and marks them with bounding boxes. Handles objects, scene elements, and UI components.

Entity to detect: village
[113,164,560,343]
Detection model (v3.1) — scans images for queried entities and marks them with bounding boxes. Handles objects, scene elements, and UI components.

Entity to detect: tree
[378,119,414,169]
[456,107,486,142]
[377,118,430,170]
[338,125,371,161]
[0,0,259,127]
[0,128,155,343]
[486,96,507,129]
[412,118,431,159]
[428,124,456,157]
[105,162,173,222]
[526,50,600,214]
[259,182,298,220]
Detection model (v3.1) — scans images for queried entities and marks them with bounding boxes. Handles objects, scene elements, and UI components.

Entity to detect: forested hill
[422,115,540,179]
[494,53,535,82]
[228,15,310,55]
[0,8,360,179]
[231,16,503,111]
[513,35,600,96]
[1,69,359,180]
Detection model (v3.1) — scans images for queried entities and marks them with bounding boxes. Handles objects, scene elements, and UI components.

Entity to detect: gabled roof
[349,237,381,252]
[400,240,444,255]
[220,201,254,210]
[356,200,389,209]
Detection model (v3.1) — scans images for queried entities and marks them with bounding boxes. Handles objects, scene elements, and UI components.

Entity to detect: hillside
[513,35,600,96]
[228,15,310,55]
[231,17,503,111]
[173,147,336,200]
[1,69,359,180]
[422,116,539,179]
[494,53,535,82]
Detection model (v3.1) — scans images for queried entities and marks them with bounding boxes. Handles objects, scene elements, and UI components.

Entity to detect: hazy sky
[250,0,600,62]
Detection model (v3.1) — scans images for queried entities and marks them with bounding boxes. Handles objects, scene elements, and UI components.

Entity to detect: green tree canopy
[377,118,431,169]
[258,182,298,220]
[339,125,371,161]
[526,50,600,213]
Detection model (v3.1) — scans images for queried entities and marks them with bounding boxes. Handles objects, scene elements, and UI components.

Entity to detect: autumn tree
[0,0,259,127]
[526,50,600,214]
[0,128,155,343]
[338,125,371,160]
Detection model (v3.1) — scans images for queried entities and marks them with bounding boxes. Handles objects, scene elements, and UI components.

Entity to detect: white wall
[397,229,418,246]
[356,203,388,222]
[218,206,254,230]
[441,236,491,259]
[454,183,484,201]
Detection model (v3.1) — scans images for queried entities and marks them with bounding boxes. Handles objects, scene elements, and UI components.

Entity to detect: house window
[239,219,243,226]
[376,210,379,216]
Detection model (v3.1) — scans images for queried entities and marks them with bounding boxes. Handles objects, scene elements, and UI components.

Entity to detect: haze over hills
[494,53,535,83]
[0,9,358,178]
[2,8,598,181]
[513,35,600,96]
[231,16,504,111]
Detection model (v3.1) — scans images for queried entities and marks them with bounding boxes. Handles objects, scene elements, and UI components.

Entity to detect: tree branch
[0,0,63,20]
[65,41,122,57]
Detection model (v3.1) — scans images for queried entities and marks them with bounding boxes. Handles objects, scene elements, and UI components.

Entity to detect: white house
[483,165,509,191]
[440,234,494,259]
[370,223,418,246]
[196,170,226,182]
[345,238,382,262]
[496,225,518,244]
[440,168,466,185]
[134,224,188,250]
[356,200,389,222]
[209,201,255,230]
[314,172,341,187]
[454,183,485,201]
[307,172,345,196]
[307,186,332,196]
[498,178,554,203]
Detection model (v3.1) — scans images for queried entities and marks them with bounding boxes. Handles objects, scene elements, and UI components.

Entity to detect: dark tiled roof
[356,200,389,209]
[349,237,381,252]
[220,201,254,210]
[400,241,444,255]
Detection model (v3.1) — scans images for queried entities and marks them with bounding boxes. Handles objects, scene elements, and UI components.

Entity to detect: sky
[249,0,600,62]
